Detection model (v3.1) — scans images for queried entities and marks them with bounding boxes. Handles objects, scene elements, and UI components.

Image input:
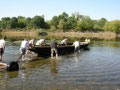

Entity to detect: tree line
[0,12,120,33]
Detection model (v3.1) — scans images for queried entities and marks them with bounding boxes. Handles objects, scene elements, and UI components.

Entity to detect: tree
[94,18,107,31]
[58,12,68,21]
[30,16,46,28]
[25,17,32,29]
[1,17,11,29]
[67,16,77,29]
[17,16,26,28]
[50,16,59,29]
[75,16,94,31]
[104,20,120,33]
[9,17,18,29]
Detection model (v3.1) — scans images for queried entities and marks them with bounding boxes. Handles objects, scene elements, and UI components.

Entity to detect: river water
[0,39,120,90]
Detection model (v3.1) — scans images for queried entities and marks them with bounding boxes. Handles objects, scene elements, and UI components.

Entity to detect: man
[19,38,29,60]
[0,36,7,62]
[26,38,36,55]
[36,39,46,46]
[29,38,36,48]
[50,40,58,58]
[72,41,80,52]
[61,38,68,46]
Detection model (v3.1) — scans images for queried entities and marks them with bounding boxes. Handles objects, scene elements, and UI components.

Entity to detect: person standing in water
[50,40,58,58]
[0,36,7,62]
[19,38,29,60]
[72,41,80,52]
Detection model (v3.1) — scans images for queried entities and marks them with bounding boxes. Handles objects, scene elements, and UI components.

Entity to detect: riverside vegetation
[0,12,120,39]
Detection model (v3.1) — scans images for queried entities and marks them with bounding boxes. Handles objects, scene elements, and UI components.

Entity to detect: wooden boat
[29,41,90,57]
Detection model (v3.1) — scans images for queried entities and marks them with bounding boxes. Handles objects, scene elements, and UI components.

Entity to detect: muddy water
[0,40,120,90]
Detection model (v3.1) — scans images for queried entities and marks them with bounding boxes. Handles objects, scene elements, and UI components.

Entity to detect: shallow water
[0,40,120,89]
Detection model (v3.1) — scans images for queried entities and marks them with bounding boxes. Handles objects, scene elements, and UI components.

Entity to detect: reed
[48,31,117,40]
[1,30,119,40]
[1,30,37,37]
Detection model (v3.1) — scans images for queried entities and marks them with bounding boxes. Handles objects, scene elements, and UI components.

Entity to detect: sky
[0,0,120,21]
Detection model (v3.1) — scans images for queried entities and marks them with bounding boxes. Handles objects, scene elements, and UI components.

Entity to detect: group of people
[0,36,84,62]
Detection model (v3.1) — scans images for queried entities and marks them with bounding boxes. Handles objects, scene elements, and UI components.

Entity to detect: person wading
[19,38,29,60]
[50,40,58,58]
[72,41,80,52]
[0,36,7,62]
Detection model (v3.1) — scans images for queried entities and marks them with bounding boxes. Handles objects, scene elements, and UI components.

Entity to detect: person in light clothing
[72,41,80,52]
[19,39,29,60]
[0,36,7,62]
[85,39,90,43]
[61,38,68,45]
[36,39,46,46]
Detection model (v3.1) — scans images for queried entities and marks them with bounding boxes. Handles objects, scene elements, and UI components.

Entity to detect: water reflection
[7,71,19,78]
[50,59,58,74]
[0,72,8,90]
[0,71,19,90]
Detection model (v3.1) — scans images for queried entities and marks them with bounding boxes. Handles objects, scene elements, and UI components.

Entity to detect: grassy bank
[1,30,119,40]
[1,30,37,38]
[48,31,119,40]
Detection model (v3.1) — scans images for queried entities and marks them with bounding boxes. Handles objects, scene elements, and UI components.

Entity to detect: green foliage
[0,12,119,33]
[1,17,11,29]
[17,16,26,28]
[104,20,120,33]
[0,15,47,30]
[30,16,46,29]
[50,16,59,28]
[50,25,56,32]
[94,18,107,31]
[75,16,94,31]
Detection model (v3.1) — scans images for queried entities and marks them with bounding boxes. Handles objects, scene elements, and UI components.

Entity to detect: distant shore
[48,31,119,40]
[1,30,119,40]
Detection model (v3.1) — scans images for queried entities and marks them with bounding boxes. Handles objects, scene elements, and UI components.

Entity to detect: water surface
[0,40,120,90]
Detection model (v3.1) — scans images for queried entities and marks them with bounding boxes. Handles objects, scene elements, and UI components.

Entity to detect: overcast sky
[0,0,120,21]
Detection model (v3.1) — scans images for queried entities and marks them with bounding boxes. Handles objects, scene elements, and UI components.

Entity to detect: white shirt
[0,39,5,48]
[73,41,80,48]
[20,40,29,50]
[36,39,45,45]
[61,39,67,44]
[29,39,34,44]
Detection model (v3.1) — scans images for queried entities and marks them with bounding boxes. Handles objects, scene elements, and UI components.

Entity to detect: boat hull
[29,43,89,57]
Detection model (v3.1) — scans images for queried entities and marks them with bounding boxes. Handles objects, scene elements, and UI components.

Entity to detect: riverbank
[1,30,119,40]
[1,30,38,39]
[48,31,119,40]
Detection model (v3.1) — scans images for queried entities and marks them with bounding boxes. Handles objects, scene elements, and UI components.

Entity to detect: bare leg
[51,50,54,58]
[0,54,2,62]
[0,55,2,62]
[56,54,58,59]
[22,55,25,61]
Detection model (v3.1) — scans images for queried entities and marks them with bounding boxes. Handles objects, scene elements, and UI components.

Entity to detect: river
[0,38,120,90]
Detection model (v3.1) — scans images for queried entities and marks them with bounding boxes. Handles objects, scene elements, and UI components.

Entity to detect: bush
[37,29,47,36]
